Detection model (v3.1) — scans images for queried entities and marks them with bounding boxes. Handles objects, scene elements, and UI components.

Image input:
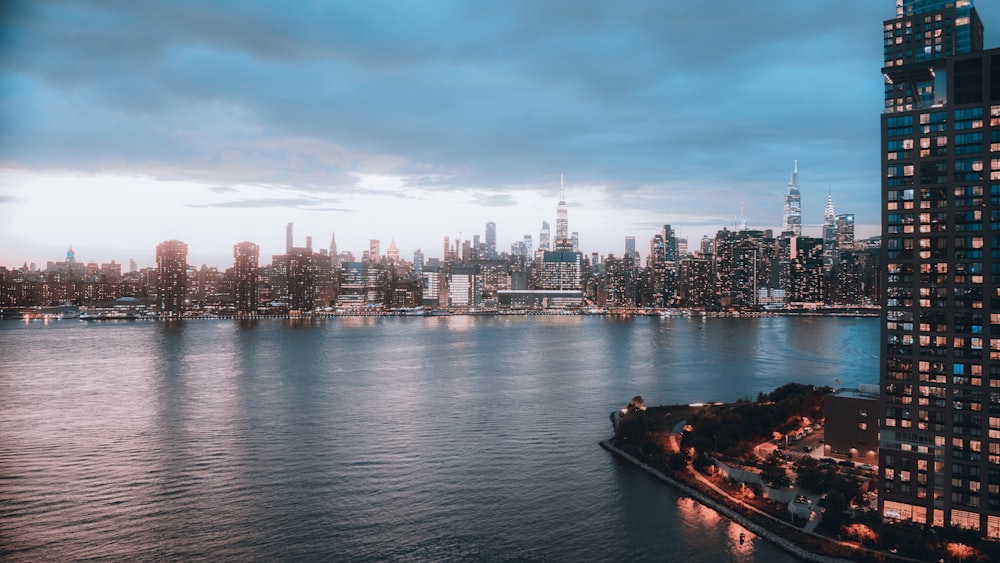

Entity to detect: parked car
[838,460,855,468]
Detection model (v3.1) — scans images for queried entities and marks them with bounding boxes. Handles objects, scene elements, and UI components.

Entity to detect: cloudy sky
[3,1,998,269]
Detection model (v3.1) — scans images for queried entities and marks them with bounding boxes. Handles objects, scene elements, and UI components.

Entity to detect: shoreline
[1,307,880,321]
[600,439,852,563]
[601,439,929,563]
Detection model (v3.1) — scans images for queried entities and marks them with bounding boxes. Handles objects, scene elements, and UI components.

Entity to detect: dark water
[0,315,877,561]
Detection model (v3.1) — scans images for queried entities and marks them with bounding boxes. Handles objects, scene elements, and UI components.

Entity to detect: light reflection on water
[0,315,876,561]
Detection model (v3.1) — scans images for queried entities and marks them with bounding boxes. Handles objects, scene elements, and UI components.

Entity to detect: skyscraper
[286,222,293,254]
[156,240,188,317]
[879,0,999,538]
[836,213,855,251]
[539,221,551,252]
[822,193,838,271]
[783,161,802,236]
[625,236,636,260]
[233,241,259,316]
[485,221,497,258]
[555,173,569,246]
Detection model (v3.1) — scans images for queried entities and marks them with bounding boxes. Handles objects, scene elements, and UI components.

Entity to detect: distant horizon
[3,215,878,272]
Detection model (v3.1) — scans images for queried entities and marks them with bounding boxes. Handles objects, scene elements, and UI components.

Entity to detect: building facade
[233,241,259,315]
[156,240,188,317]
[878,0,1000,537]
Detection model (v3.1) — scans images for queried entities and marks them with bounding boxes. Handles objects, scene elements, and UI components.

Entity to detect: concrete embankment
[600,439,854,563]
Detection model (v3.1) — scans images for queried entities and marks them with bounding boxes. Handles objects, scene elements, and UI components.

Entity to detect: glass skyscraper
[879,0,1000,537]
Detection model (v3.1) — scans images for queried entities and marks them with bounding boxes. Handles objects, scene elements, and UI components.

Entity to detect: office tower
[556,173,569,245]
[369,239,381,264]
[783,161,802,236]
[286,222,293,254]
[540,221,551,252]
[837,213,856,251]
[650,233,666,264]
[156,240,188,317]
[485,221,497,257]
[663,224,679,262]
[678,237,688,258]
[625,236,636,260]
[571,232,579,252]
[306,236,312,253]
[822,194,838,271]
[413,249,424,274]
[443,237,452,261]
[879,0,999,537]
[233,241,259,315]
[522,234,533,257]
[129,258,137,274]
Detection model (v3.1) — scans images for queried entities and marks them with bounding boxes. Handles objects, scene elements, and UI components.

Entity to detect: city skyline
[3,2,1000,269]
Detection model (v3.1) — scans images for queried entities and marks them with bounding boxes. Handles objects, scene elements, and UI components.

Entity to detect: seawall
[600,439,854,563]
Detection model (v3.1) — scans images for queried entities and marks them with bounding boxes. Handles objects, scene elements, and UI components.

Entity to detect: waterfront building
[783,161,803,237]
[878,0,1000,538]
[336,262,366,308]
[540,250,582,291]
[824,385,880,463]
[420,264,442,308]
[599,254,639,308]
[286,247,316,311]
[363,266,387,306]
[677,257,716,309]
[156,239,188,317]
[448,264,480,307]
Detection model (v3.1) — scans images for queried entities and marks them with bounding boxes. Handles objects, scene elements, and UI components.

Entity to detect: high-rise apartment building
[879,0,1000,538]
[783,161,802,236]
[156,240,188,317]
[233,241,259,315]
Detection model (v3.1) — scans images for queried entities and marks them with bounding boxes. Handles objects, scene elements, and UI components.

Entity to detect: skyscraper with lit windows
[233,241,259,316]
[156,239,188,317]
[783,161,802,236]
[879,0,1000,538]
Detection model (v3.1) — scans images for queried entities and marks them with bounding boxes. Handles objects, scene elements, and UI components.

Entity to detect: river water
[0,315,878,561]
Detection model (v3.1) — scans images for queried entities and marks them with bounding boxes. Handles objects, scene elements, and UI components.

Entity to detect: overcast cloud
[2,1,998,266]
